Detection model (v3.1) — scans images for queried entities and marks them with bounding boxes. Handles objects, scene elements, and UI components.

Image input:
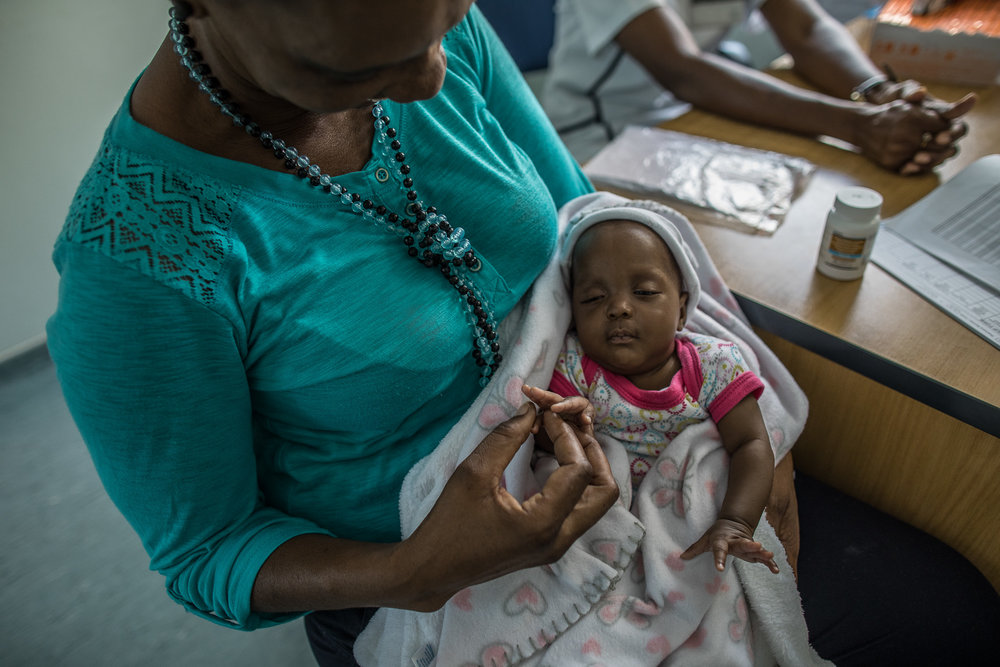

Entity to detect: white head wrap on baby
[557,192,701,312]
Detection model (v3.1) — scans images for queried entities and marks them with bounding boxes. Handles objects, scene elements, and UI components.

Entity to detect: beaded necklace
[168,4,500,386]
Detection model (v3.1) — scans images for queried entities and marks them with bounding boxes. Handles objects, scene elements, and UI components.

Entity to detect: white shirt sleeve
[562,0,667,55]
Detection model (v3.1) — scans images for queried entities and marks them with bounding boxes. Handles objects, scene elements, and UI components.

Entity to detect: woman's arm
[252,403,619,613]
[48,247,322,629]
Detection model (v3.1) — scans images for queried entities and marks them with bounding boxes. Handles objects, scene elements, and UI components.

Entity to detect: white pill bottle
[816,186,884,280]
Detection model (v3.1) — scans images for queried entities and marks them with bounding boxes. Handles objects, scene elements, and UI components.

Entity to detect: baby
[526,202,779,574]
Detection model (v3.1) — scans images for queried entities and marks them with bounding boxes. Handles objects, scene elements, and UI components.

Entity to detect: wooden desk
[639,84,1000,590]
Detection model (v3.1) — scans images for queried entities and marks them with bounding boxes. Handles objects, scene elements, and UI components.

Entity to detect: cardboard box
[870,0,1000,86]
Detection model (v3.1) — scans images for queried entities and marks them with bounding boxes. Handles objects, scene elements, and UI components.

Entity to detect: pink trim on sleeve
[549,370,582,398]
[580,354,601,387]
[676,338,703,394]
[708,372,764,422]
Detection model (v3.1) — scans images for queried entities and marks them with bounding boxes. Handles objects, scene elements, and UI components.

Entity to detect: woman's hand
[522,384,595,446]
[680,517,780,574]
[396,401,619,611]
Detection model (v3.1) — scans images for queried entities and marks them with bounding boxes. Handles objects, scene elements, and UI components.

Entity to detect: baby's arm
[681,396,779,573]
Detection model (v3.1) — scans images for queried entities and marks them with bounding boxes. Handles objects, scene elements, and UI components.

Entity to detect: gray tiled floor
[0,347,315,666]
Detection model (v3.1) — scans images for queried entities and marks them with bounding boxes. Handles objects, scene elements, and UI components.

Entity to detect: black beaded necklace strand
[168,3,501,386]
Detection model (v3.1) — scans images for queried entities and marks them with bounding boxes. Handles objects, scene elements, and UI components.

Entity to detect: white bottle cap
[832,187,883,222]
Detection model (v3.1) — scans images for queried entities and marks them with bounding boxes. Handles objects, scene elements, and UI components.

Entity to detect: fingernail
[515,402,533,417]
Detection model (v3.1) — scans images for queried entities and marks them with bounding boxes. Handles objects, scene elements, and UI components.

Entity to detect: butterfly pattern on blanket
[354,192,829,667]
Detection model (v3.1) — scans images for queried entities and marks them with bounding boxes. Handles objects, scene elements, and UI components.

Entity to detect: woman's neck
[131,37,375,177]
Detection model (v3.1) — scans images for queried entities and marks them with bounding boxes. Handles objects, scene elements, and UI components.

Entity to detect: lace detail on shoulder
[61,142,237,305]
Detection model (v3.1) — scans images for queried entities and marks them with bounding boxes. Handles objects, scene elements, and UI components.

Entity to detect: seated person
[543,0,975,171]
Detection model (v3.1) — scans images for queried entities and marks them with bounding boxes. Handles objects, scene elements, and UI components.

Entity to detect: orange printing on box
[877,0,1000,37]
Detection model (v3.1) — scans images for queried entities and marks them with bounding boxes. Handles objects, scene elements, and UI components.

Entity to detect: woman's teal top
[47,7,591,630]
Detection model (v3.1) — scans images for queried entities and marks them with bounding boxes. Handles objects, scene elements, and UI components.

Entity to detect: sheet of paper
[883,154,1000,291]
[871,227,1000,350]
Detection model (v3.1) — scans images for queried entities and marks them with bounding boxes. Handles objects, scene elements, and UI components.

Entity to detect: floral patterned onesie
[549,330,765,490]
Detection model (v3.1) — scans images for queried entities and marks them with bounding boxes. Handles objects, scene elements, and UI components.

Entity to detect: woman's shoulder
[57,123,243,307]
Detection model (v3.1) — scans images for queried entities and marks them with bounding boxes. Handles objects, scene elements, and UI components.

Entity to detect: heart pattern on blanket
[665,551,687,571]
[645,634,672,657]
[477,642,513,667]
[590,539,621,566]
[729,594,749,641]
[597,594,625,624]
[451,587,473,611]
[706,575,731,595]
[681,627,707,649]
[503,582,547,616]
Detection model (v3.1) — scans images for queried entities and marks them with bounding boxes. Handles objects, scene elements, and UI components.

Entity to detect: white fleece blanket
[355,197,829,667]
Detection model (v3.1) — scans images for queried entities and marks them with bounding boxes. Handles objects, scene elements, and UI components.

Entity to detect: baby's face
[571,220,688,385]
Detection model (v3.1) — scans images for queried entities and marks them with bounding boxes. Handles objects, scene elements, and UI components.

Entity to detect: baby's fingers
[730,540,780,573]
[680,535,709,561]
[681,535,730,571]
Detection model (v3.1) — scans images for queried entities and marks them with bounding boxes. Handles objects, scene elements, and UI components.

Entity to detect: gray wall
[0,0,165,360]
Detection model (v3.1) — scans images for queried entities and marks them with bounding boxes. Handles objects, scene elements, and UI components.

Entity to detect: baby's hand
[522,385,595,442]
[680,518,780,574]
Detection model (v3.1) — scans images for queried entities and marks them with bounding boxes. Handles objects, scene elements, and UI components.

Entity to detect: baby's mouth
[608,329,636,344]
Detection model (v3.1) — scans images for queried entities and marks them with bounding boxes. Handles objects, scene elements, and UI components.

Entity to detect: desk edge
[736,294,1000,439]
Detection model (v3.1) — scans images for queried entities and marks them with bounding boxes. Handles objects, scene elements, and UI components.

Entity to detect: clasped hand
[861,80,976,175]
[398,391,618,611]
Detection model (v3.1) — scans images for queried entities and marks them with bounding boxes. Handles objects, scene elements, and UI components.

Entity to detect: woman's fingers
[525,410,617,546]
[463,401,538,479]
[523,384,594,427]
[403,403,617,609]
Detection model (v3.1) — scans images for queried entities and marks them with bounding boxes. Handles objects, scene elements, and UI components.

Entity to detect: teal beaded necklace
[168,3,501,386]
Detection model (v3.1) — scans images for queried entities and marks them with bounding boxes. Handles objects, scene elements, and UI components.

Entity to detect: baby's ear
[678,292,689,330]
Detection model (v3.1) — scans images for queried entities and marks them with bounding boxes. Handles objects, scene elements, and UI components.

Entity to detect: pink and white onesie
[550,330,765,491]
